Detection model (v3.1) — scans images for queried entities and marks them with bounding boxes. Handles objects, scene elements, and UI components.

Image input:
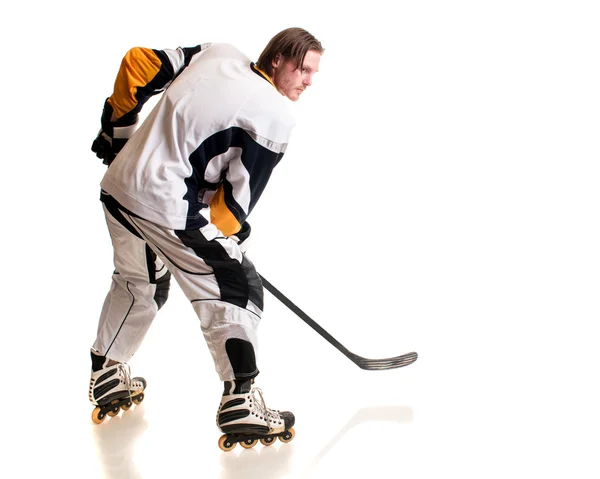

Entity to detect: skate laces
[250,387,279,429]
[116,363,142,395]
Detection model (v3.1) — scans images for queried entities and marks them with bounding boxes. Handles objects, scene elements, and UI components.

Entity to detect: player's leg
[89,200,170,418]
[119,212,295,446]
[92,202,171,363]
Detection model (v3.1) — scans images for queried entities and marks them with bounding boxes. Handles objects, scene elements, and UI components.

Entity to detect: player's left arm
[92,45,203,165]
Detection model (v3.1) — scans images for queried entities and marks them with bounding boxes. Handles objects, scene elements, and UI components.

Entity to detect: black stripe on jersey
[101,100,136,135]
[173,45,202,82]
[184,127,284,229]
[181,45,202,67]
[174,229,264,311]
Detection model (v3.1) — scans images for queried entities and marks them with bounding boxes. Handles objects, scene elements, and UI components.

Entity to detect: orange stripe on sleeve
[107,47,162,119]
[210,186,242,236]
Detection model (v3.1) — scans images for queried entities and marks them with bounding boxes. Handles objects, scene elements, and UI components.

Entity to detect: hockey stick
[259,275,418,371]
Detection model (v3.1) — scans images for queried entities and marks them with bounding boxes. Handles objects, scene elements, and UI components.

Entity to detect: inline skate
[216,379,295,451]
[89,350,146,424]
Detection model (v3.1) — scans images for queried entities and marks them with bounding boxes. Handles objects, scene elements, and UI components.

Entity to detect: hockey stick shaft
[260,275,352,355]
[259,275,417,370]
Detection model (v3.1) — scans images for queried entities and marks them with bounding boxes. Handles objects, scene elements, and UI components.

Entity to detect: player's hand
[231,221,252,253]
[91,130,116,165]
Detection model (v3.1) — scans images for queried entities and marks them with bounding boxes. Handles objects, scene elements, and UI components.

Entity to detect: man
[88,27,323,450]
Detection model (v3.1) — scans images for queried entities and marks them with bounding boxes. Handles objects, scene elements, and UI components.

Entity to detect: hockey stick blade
[260,275,418,371]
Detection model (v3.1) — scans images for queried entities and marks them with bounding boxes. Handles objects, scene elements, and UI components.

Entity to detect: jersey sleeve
[101,45,203,138]
[206,128,287,236]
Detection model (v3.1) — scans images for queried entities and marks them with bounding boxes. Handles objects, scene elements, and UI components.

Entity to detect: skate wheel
[91,407,106,425]
[240,438,258,449]
[121,401,132,411]
[133,393,144,405]
[107,400,120,416]
[218,434,236,452]
[260,436,276,446]
[279,428,295,443]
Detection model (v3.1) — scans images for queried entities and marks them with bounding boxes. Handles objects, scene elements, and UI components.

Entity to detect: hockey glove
[91,130,121,165]
[230,221,252,253]
[91,99,138,165]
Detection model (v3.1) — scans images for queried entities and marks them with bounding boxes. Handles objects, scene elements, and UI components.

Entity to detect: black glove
[91,99,137,166]
[91,130,118,165]
[231,221,252,253]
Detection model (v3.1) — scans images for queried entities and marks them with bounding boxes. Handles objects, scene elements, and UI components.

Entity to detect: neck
[253,64,275,87]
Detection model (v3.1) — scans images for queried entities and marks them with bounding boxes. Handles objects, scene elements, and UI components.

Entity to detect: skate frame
[259,275,418,371]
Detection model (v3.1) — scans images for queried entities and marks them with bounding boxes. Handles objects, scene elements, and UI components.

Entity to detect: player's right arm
[92,45,203,165]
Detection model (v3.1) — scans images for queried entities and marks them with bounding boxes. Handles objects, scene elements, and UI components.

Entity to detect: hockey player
[88,28,324,449]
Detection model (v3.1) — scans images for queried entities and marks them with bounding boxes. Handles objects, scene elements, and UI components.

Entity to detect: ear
[272,53,282,69]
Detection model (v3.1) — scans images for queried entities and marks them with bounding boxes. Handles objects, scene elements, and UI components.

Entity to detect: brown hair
[257,27,324,77]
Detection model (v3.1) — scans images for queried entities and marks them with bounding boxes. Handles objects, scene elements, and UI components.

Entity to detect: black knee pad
[153,271,171,310]
[226,338,259,380]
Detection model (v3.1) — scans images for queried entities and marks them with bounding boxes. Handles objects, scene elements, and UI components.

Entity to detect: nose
[303,74,313,87]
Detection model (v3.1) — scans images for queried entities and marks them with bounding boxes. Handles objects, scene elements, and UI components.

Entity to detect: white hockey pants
[92,197,263,381]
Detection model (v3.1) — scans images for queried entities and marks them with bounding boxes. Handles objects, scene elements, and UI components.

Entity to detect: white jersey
[100,43,295,233]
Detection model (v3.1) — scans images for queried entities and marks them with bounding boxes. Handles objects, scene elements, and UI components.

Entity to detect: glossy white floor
[6,270,600,478]
[3,1,600,477]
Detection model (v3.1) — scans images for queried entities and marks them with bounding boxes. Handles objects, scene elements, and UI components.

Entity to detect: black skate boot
[89,350,146,424]
[216,379,295,451]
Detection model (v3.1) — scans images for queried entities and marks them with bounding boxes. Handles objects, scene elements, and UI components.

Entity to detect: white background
[1,1,599,477]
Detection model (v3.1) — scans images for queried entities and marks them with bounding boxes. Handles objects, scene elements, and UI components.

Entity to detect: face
[271,49,321,101]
